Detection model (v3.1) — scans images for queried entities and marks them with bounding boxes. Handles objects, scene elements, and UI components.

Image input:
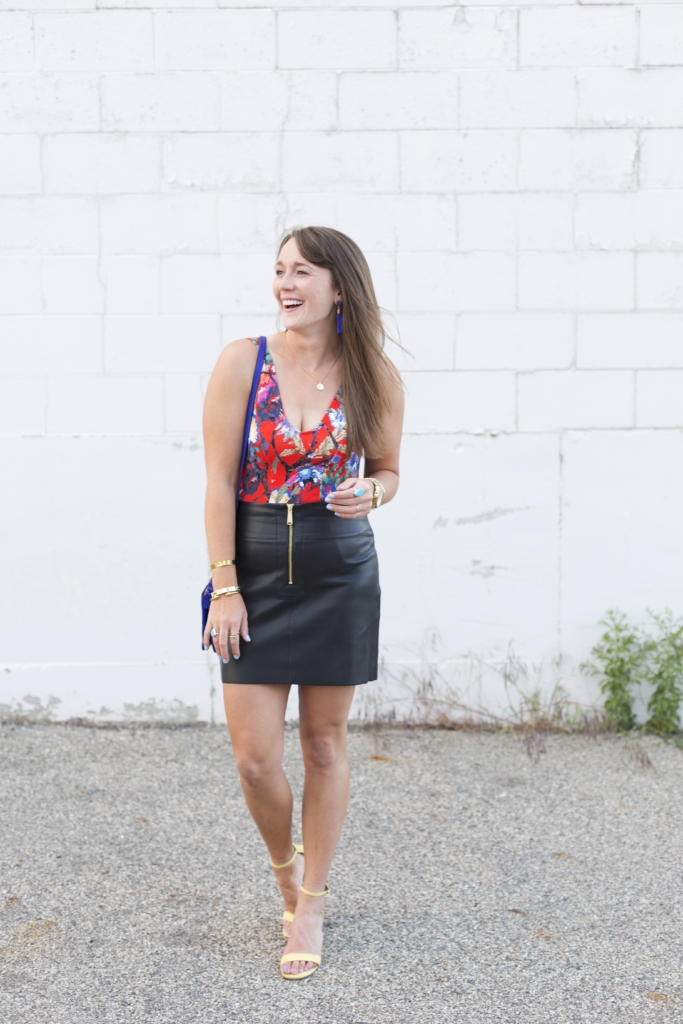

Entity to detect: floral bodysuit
[238,346,360,505]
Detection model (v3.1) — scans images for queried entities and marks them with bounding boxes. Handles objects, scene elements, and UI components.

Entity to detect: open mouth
[282,299,303,311]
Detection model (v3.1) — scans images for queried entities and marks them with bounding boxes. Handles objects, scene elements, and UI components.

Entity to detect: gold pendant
[316,382,325,391]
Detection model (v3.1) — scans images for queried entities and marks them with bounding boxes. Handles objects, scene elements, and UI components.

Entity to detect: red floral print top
[238,348,360,504]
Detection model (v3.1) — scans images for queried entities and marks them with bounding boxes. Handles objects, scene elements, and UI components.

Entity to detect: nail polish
[246,635,251,642]
[222,658,228,664]
[234,655,240,660]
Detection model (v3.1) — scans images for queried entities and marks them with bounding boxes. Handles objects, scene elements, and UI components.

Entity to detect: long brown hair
[277,226,399,458]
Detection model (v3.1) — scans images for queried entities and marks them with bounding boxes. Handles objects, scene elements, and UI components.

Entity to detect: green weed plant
[582,609,683,735]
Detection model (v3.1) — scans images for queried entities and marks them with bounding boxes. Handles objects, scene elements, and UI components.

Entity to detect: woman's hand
[203,594,250,663]
[325,478,374,519]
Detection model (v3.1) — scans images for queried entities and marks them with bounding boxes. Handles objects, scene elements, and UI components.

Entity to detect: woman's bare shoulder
[212,336,260,384]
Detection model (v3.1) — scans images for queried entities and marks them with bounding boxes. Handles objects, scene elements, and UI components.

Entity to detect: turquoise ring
[353,487,364,497]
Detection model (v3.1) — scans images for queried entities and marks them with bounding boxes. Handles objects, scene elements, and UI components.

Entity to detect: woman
[202,226,404,980]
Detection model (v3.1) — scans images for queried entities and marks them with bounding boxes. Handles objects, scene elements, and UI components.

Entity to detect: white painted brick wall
[1,2,682,724]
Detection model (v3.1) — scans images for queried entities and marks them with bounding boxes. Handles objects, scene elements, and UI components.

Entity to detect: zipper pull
[286,504,293,526]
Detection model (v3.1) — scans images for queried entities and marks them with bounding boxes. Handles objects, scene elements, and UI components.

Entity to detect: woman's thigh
[298,686,356,758]
[223,683,291,771]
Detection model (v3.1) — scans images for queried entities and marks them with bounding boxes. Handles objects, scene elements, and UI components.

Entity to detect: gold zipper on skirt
[286,503,294,584]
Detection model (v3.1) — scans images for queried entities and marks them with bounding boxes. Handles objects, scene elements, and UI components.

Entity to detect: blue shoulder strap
[238,335,266,503]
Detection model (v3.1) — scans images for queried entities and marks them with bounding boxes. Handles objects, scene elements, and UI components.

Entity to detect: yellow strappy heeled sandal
[270,843,304,938]
[280,883,329,981]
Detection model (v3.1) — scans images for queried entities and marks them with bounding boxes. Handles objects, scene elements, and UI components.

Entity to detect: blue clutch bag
[201,335,267,649]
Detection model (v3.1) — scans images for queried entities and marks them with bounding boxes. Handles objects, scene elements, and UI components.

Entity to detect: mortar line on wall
[635,5,641,69]
[557,433,563,659]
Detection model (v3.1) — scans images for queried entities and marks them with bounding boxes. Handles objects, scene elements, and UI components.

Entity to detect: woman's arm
[202,337,258,661]
[327,363,405,518]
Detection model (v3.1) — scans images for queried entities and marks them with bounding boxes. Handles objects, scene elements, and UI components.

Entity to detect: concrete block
[636,370,683,427]
[282,132,399,193]
[401,130,518,192]
[398,7,516,69]
[336,194,457,252]
[637,253,683,309]
[279,194,338,236]
[640,130,683,188]
[43,134,160,194]
[36,12,152,71]
[221,72,336,132]
[42,257,105,314]
[104,315,220,373]
[0,435,208,664]
[518,370,634,430]
[0,257,41,313]
[519,129,638,190]
[47,376,164,434]
[402,369,516,432]
[561,431,683,660]
[278,10,396,70]
[0,316,101,374]
[519,252,634,311]
[339,72,458,130]
[162,133,279,193]
[102,73,219,132]
[578,313,683,369]
[0,73,98,132]
[218,194,285,254]
[102,256,160,314]
[640,6,683,66]
[0,13,33,71]
[388,313,456,372]
[0,665,215,725]
[100,195,217,256]
[0,377,46,434]
[0,135,41,193]
[520,7,636,67]
[154,10,274,70]
[457,314,574,370]
[0,0,94,7]
[0,198,98,255]
[458,193,573,251]
[161,254,276,314]
[576,191,683,251]
[461,70,575,128]
[164,373,206,434]
[398,252,515,312]
[222,315,270,346]
[579,69,683,128]
[375,432,560,659]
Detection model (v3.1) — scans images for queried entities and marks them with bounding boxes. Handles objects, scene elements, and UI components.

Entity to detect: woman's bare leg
[281,684,355,976]
[223,683,302,923]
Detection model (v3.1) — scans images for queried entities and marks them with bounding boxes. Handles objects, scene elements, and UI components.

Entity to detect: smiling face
[273,238,340,334]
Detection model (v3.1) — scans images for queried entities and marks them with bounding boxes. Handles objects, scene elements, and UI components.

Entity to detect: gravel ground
[0,723,681,1024]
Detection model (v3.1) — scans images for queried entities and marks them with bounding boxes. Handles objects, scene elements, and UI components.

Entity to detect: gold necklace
[284,335,341,391]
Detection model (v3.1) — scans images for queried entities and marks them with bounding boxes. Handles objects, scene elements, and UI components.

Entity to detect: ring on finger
[210,628,217,637]
[229,632,240,638]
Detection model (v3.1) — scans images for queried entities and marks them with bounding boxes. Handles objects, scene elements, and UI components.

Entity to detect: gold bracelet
[210,586,241,601]
[210,559,235,569]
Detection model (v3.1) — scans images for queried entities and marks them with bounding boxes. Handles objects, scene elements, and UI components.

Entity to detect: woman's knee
[301,729,347,771]
[233,747,280,788]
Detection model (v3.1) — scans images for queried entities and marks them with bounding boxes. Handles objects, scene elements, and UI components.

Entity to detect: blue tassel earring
[336,301,342,334]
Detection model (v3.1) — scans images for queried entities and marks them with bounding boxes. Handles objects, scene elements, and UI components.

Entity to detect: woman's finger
[229,627,241,661]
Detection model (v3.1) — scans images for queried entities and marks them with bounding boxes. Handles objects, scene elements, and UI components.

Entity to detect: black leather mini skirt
[221,501,380,687]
